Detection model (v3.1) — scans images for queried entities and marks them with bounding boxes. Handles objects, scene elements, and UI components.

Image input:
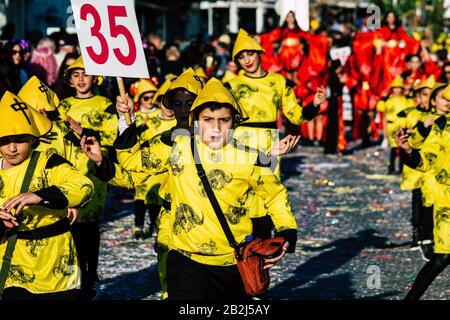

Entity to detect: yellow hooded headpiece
[189,77,245,126]
[221,70,237,84]
[427,83,448,109]
[0,91,52,139]
[232,28,265,62]
[414,75,436,92]
[195,67,208,80]
[163,68,204,107]
[63,56,104,86]
[389,76,405,89]
[442,84,450,101]
[18,76,60,112]
[152,75,177,104]
[133,79,158,103]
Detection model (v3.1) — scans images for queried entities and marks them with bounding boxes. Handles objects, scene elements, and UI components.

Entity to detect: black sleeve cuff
[63,132,81,147]
[35,186,69,210]
[114,123,138,150]
[416,121,432,139]
[0,222,5,239]
[401,149,421,169]
[136,124,149,137]
[255,152,279,173]
[275,229,297,253]
[81,128,101,141]
[302,101,320,121]
[94,156,116,182]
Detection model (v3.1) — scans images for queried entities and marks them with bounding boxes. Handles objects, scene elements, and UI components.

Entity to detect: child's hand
[2,193,43,216]
[80,136,103,165]
[0,209,18,228]
[424,116,435,128]
[263,241,290,270]
[65,116,83,136]
[313,86,327,107]
[116,93,133,114]
[67,208,78,225]
[270,135,301,157]
[395,129,412,154]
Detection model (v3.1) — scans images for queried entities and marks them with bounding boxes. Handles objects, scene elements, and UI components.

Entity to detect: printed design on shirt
[435,207,450,232]
[79,183,94,207]
[0,175,4,197]
[257,176,265,186]
[25,239,49,258]
[176,249,192,259]
[173,203,204,235]
[224,204,247,225]
[142,149,163,171]
[44,148,60,159]
[147,116,162,130]
[29,175,49,193]
[58,100,71,114]
[272,175,282,185]
[207,150,222,163]
[424,152,437,168]
[196,239,218,255]
[198,170,233,197]
[255,110,269,120]
[269,81,282,110]
[232,83,258,102]
[170,147,184,176]
[164,193,172,202]
[53,241,77,277]
[9,265,35,284]
[436,169,450,185]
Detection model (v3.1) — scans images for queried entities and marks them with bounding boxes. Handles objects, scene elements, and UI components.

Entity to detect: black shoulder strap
[0,151,40,299]
[190,136,238,249]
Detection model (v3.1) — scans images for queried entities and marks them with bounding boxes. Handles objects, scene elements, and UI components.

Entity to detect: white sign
[71,0,149,79]
[330,46,352,67]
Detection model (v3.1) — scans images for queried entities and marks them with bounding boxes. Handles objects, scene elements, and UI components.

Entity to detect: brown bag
[235,236,287,296]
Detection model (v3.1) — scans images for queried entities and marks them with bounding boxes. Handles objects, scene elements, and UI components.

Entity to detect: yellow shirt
[57,95,118,222]
[0,151,94,293]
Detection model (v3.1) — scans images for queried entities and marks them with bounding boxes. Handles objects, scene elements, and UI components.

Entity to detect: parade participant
[376,76,415,174]
[221,61,238,83]
[395,75,435,251]
[396,84,450,299]
[226,28,325,239]
[0,91,93,300]
[83,78,298,300]
[58,55,118,300]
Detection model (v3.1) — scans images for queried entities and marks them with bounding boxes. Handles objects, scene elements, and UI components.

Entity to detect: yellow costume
[0,92,94,294]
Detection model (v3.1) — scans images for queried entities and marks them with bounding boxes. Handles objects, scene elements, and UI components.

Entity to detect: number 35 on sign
[70,0,149,79]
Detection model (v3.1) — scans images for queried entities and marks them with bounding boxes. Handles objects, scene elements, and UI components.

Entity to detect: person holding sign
[58,55,118,300]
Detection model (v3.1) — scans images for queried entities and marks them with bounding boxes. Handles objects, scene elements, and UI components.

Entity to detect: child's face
[0,135,34,167]
[160,104,174,119]
[237,51,260,74]
[392,87,403,95]
[416,88,432,107]
[433,90,450,115]
[198,107,234,150]
[139,92,155,110]
[70,69,96,95]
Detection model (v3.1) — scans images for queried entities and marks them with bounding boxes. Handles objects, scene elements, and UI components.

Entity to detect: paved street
[96,144,450,300]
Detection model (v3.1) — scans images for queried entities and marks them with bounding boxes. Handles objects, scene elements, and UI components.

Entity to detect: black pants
[166,250,247,300]
[412,189,434,241]
[405,254,450,299]
[2,287,77,300]
[71,221,100,299]
[134,200,161,229]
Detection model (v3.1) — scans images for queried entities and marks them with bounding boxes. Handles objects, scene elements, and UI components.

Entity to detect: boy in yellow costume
[395,75,436,251]
[82,78,297,300]
[57,56,118,300]
[225,28,325,239]
[0,91,93,300]
[376,76,415,174]
[397,84,450,299]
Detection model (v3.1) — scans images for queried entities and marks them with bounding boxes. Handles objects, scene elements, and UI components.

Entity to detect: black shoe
[419,240,434,262]
[132,226,145,239]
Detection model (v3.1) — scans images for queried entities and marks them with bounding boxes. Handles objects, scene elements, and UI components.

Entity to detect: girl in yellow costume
[57,56,118,300]
[225,28,326,239]
[398,84,450,300]
[83,77,297,300]
[0,91,93,300]
[394,75,436,251]
[376,76,415,174]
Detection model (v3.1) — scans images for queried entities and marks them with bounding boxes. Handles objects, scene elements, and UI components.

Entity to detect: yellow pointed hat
[232,28,265,61]
[152,75,178,104]
[189,77,245,125]
[18,76,60,112]
[414,75,436,92]
[0,91,52,139]
[195,67,207,79]
[442,84,450,101]
[389,76,405,89]
[163,68,204,107]
[133,79,158,103]
[63,55,104,86]
[427,83,448,109]
[221,70,237,84]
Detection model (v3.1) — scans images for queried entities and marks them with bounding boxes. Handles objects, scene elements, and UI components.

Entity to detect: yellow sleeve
[281,81,304,125]
[117,143,144,172]
[377,100,386,113]
[45,158,94,208]
[249,164,297,231]
[415,127,440,173]
[99,102,118,147]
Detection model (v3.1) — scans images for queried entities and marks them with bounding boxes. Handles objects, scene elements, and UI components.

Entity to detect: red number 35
[80,4,137,66]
